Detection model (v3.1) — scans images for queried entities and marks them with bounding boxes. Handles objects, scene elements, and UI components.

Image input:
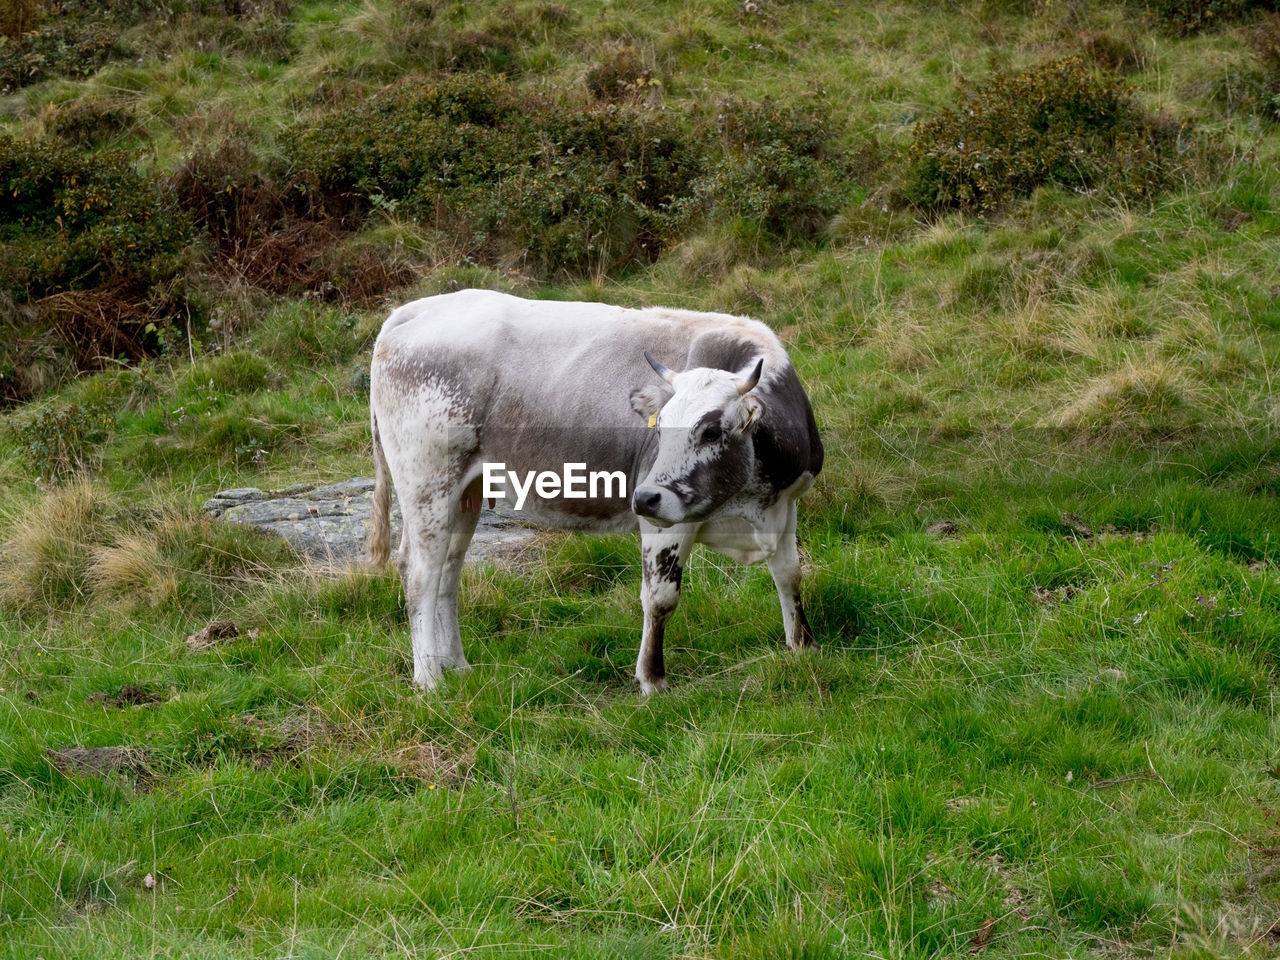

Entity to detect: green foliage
[1234,12,1280,124]
[0,136,192,392]
[0,136,193,298]
[904,57,1191,212]
[286,74,705,275]
[10,399,114,479]
[0,0,38,41]
[0,18,130,94]
[1147,0,1272,35]
[46,98,138,146]
[585,45,659,102]
[697,97,855,239]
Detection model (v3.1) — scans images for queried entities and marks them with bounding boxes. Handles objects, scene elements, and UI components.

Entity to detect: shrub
[10,399,115,480]
[46,98,138,146]
[0,136,193,382]
[172,137,287,258]
[0,0,38,40]
[0,137,193,298]
[903,57,1190,212]
[285,74,704,275]
[1238,12,1280,124]
[696,97,854,240]
[0,18,131,94]
[172,136,412,303]
[585,46,660,102]
[1147,0,1271,35]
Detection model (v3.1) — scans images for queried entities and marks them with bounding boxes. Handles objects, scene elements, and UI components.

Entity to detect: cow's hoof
[638,675,669,696]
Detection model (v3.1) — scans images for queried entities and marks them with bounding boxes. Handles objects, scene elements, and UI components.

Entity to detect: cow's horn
[737,358,763,395]
[644,350,676,385]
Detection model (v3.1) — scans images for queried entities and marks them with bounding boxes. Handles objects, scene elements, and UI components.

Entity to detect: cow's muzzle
[632,485,675,526]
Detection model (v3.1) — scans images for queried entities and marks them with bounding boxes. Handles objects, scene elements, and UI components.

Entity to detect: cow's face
[629,353,765,527]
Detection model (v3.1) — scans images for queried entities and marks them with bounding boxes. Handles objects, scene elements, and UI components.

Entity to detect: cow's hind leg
[433,478,482,673]
[399,486,468,690]
[767,499,816,651]
[636,525,696,694]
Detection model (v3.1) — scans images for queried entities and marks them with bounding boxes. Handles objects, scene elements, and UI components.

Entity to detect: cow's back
[370,290,821,527]
[372,289,789,428]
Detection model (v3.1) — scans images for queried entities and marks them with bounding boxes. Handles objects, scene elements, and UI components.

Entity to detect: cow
[368,289,823,693]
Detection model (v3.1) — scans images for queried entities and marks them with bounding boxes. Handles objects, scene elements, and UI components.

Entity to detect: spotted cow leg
[766,499,816,651]
[636,524,696,694]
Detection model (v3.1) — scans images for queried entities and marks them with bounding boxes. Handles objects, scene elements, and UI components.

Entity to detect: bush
[696,97,854,240]
[46,98,138,146]
[585,46,660,102]
[11,399,115,479]
[1147,0,1271,35]
[172,137,287,258]
[903,57,1191,213]
[0,0,38,40]
[0,137,193,298]
[0,136,193,380]
[1239,12,1280,124]
[172,136,412,303]
[285,74,704,275]
[0,18,131,94]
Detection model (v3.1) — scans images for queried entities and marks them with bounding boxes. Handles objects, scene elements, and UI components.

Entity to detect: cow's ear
[630,384,673,420]
[736,394,765,434]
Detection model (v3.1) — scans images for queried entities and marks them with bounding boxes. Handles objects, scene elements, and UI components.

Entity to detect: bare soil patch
[48,746,151,787]
[85,683,167,708]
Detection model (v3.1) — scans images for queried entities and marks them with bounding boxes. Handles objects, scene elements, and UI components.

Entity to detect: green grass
[3,0,1280,956]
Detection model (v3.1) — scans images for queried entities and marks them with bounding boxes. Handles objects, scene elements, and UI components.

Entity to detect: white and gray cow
[368,289,823,693]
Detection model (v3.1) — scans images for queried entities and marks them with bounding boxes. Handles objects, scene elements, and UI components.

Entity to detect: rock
[203,477,535,565]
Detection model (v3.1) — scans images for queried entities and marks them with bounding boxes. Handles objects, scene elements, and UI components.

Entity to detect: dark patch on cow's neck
[751,365,824,491]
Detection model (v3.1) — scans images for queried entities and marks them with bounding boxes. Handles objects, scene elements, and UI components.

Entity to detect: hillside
[1,1,1279,957]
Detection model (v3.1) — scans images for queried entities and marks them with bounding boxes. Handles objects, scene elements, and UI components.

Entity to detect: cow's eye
[699,423,723,445]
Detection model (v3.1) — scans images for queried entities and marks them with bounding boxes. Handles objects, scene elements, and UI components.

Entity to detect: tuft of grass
[1051,358,1201,440]
[0,481,103,610]
[88,529,177,610]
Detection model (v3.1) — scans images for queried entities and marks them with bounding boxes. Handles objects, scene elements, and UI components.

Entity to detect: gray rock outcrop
[204,478,533,565]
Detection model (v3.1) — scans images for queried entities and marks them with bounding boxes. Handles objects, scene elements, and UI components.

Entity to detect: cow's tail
[369,409,392,569]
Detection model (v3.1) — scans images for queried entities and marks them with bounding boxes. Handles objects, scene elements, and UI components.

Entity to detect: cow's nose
[632,488,662,517]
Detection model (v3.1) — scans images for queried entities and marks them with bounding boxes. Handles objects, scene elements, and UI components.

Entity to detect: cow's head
[628,350,765,526]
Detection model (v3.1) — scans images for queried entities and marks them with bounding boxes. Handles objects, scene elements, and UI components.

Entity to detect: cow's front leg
[637,525,696,694]
[766,500,816,650]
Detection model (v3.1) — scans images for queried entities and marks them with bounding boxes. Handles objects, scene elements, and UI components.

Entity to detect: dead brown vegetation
[171,138,415,305]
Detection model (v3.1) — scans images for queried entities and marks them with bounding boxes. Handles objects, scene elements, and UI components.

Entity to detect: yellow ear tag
[742,407,756,431]
[648,414,657,429]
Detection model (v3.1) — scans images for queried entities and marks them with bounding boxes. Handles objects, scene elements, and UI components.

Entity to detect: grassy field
[2,1,1280,957]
